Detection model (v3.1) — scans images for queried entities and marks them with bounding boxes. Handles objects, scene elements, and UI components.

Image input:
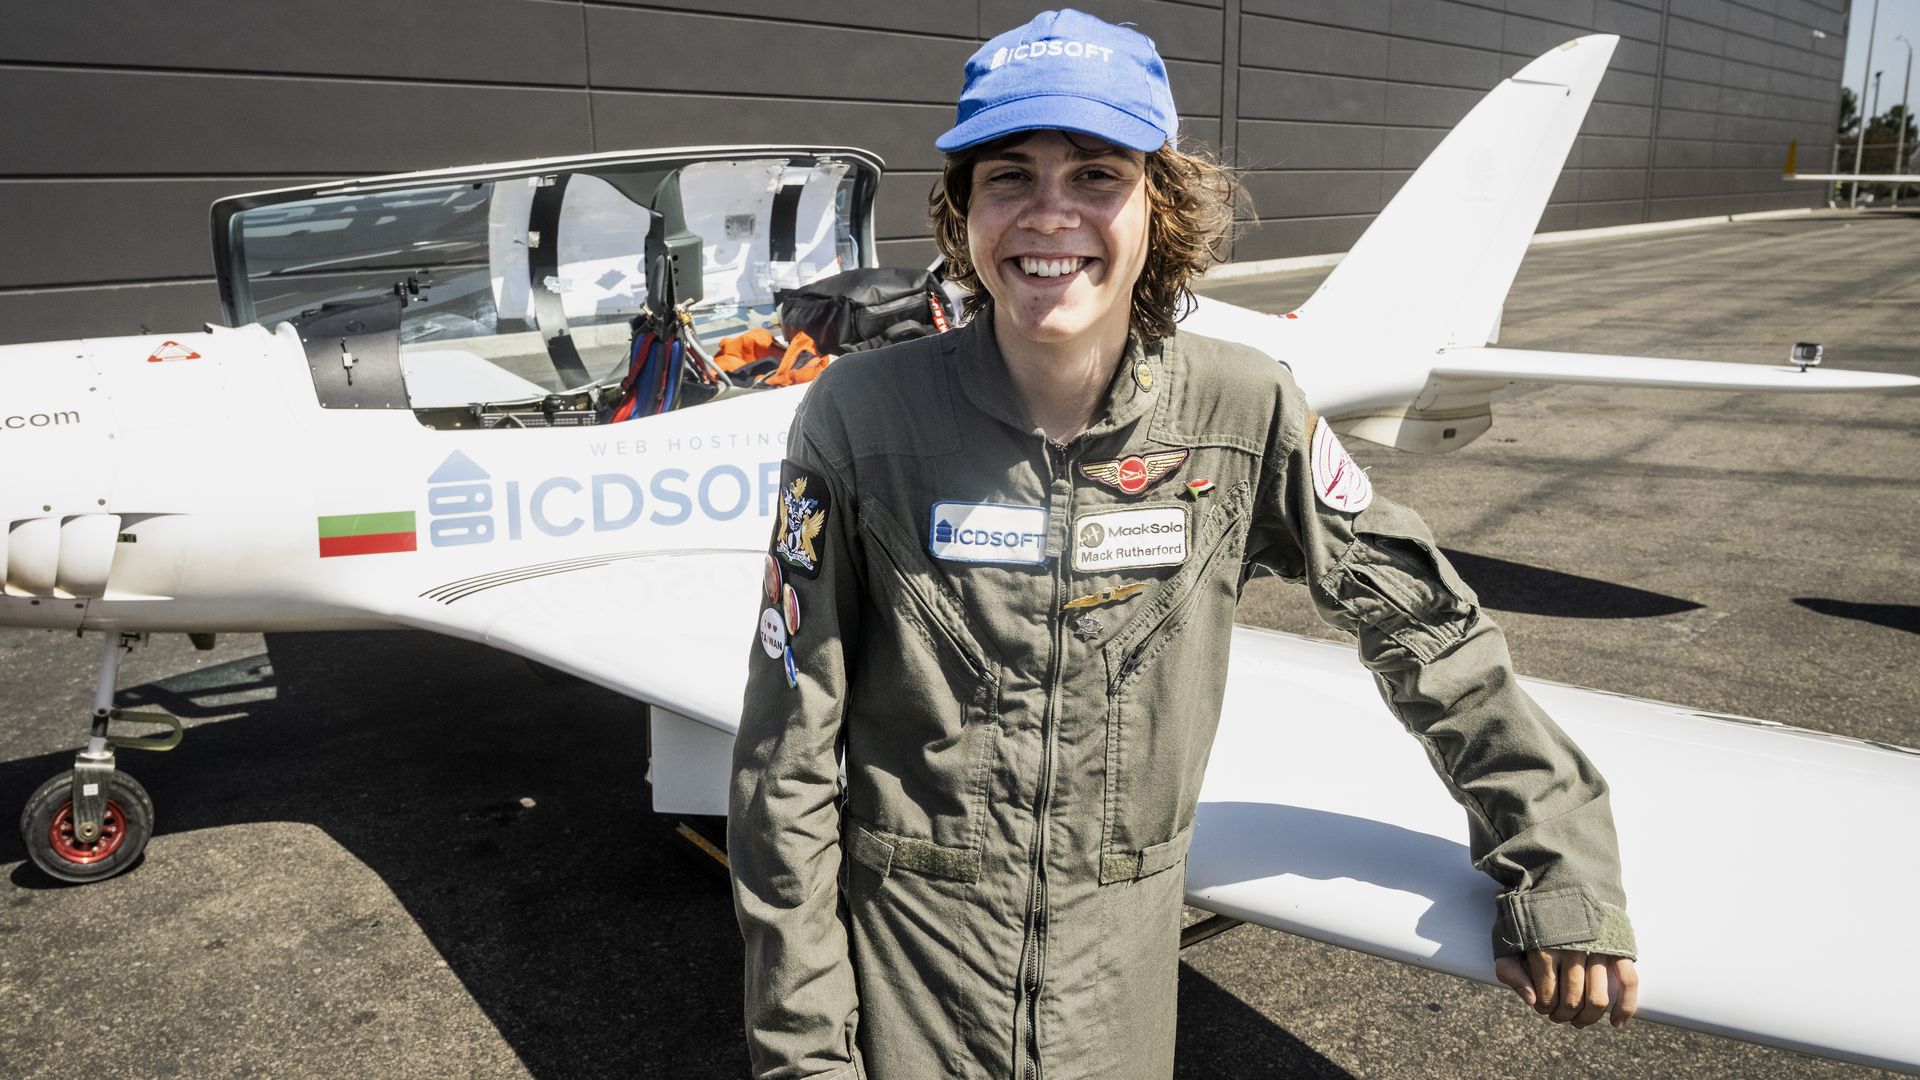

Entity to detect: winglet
[1783,139,1799,178]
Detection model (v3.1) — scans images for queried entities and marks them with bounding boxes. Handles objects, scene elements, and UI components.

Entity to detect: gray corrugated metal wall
[0,0,1847,345]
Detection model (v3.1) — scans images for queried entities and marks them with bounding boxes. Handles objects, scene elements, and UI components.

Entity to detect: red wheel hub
[47,800,128,865]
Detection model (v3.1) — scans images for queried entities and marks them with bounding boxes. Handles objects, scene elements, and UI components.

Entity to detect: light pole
[1895,35,1913,206]
[1851,0,1880,208]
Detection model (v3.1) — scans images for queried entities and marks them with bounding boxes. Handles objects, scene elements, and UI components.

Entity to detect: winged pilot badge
[1079,449,1190,496]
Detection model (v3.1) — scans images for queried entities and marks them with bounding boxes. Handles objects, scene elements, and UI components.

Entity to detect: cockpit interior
[212,149,886,430]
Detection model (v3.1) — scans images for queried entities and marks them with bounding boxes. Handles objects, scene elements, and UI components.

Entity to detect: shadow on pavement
[1176,964,1357,1079]
[0,629,1350,1079]
[1792,597,1920,636]
[1,631,745,1078]
[1441,548,1702,620]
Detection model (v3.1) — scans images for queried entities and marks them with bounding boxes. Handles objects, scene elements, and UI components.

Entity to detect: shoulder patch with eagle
[772,462,831,579]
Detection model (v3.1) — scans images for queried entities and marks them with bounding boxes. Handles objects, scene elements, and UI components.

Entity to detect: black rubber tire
[18,770,155,884]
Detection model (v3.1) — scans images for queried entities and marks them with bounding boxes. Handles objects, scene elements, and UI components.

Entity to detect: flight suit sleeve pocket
[1316,501,1480,666]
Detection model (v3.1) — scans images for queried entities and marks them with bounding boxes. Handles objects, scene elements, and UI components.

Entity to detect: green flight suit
[729,310,1635,1080]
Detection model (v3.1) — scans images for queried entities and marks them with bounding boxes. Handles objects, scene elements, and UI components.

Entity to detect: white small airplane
[4,34,1918,1074]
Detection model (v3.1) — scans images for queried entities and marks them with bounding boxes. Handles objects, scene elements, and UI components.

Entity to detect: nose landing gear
[21,770,153,882]
[17,633,179,884]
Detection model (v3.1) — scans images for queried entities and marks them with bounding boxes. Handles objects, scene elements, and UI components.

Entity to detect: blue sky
[1843,0,1920,116]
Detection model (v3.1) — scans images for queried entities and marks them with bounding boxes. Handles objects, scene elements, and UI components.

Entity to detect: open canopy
[210,146,884,402]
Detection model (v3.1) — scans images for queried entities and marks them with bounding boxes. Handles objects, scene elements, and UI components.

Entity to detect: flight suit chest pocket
[857,496,998,688]
[846,496,1001,862]
[1101,479,1253,688]
[1094,481,1251,883]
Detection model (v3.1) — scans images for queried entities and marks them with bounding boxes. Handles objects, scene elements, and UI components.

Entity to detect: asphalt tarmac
[2,210,1915,1079]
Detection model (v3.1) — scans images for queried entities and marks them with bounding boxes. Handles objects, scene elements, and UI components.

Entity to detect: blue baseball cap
[936,9,1178,154]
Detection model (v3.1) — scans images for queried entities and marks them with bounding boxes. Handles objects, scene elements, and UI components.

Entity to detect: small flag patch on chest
[317,512,417,557]
[1309,415,1373,513]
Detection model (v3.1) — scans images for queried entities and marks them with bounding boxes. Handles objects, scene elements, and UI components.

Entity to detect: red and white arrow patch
[1310,415,1372,513]
[145,340,201,363]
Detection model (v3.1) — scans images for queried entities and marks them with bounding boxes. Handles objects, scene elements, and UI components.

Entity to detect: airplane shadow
[0,631,745,1078]
[1176,964,1357,1079]
[1793,597,1920,636]
[0,630,1352,1080]
[1440,548,1702,620]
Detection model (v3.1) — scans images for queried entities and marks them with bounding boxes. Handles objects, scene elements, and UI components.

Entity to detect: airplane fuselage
[0,324,818,635]
[0,301,1443,640]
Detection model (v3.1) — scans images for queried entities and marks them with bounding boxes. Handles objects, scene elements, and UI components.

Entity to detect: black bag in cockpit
[776,267,953,356]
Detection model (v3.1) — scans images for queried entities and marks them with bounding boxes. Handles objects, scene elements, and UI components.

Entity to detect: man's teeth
[1019,256,1087,278]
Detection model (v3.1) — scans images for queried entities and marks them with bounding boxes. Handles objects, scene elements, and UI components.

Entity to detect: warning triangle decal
[145,340,202,363]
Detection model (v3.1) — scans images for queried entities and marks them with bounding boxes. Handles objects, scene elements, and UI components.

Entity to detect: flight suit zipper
[1018,437,1074,1080]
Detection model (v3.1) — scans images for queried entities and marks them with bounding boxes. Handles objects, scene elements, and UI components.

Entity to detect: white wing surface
[395,549,761,731]
[1193,626,1920,1075]
[1431,347,1920,392]
[390,555,1920,1073]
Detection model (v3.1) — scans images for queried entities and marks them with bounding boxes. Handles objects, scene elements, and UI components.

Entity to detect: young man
[730,10,1638,1079]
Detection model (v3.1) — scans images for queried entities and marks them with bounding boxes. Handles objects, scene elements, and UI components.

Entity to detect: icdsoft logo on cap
[936,8,1179,154]
[989,39,1116,69]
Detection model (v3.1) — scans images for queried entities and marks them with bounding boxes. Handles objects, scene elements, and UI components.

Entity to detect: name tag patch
[929,502,1049,564]
[1073,506,1187,571]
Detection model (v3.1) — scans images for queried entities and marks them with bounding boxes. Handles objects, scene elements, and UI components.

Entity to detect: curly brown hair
[928,133,1242,342]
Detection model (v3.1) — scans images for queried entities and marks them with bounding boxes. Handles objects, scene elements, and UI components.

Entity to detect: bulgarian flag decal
[318,511,417,558]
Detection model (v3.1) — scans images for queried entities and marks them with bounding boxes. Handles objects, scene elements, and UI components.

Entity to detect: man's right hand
[1495,949,1639,1029]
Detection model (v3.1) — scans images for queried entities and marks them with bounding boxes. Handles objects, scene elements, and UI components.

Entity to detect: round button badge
[759,607,787,659]
[763,553,782,603]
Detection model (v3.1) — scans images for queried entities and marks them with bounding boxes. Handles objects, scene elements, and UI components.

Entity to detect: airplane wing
[1193,626,1920,1076]
[384,547,764,815]
[1177,36,1916,462]
[1430,347,1920,392]
[1781,139,1920,184]
[387,556,1920,1075]
[1783,172,1920,183]
[392,548,761,732]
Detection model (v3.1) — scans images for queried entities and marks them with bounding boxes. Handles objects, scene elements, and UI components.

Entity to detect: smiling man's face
[966,130,1150,352]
